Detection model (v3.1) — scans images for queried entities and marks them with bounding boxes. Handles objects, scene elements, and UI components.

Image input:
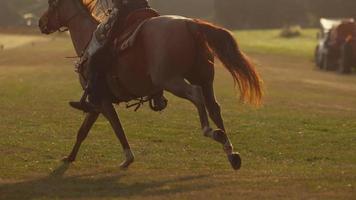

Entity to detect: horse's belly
[119,65,155,96]
[107,57,157,101]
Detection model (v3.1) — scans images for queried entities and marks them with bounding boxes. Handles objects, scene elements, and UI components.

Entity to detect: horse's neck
[67,15,98,55]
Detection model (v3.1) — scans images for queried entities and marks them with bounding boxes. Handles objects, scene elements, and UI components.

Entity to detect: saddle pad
[114,8,159,52]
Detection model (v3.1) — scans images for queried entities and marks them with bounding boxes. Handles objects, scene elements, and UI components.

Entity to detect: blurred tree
[0,1,21,26]
[150,0,214,18]
[0,0,47,26]
[215,0,356,29]
[1,0,356,29]
[215,0,307,29]
[310,0,356,19]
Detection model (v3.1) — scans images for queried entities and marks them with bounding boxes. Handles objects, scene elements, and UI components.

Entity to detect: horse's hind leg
[101,98,134,169]
[63,112,99,162]
[164,78,241,170]
[202,83,225,131]
[163,78,210,133]
[202,83,241,170]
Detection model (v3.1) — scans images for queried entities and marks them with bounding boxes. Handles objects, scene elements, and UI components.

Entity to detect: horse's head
[39,0,79,34]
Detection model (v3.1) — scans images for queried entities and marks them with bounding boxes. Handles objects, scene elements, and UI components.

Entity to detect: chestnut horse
[39,0,263,170]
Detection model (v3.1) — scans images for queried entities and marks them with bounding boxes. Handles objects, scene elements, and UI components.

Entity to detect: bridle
[47,0,82,32]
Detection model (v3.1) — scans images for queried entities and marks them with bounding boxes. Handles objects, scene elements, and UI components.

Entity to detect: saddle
[113,8,159,52]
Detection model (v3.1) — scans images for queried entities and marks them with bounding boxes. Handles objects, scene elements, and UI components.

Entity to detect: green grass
[0,32,355,199]
[234,29,318,58]
[0,33,50,50]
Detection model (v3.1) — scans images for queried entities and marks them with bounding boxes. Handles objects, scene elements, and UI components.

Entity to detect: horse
[38,0,263,170]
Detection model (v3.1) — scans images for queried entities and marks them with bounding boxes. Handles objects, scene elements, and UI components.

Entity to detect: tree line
[152,0,356,28]
[0,0,355,28]
[215,0,356,28]
[0,0,46,26]
[151,0,214,18]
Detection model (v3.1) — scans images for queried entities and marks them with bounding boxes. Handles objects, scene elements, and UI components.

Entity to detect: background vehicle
[315,18,356,73]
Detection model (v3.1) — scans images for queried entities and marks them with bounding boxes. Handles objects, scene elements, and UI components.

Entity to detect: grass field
[0,30,355,199]
[235,29,318,58]
[0,33,50,50]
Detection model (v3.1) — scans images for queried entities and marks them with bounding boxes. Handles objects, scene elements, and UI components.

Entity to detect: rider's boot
[69,70,100,113]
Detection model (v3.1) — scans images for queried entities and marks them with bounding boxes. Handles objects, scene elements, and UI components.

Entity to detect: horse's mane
[81,0,113,23]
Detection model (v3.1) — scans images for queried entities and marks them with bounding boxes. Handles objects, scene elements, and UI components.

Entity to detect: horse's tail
[187,19,263,106]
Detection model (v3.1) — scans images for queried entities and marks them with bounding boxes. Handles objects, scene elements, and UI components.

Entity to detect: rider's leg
[70,4,167,112]
[70,9,120,113]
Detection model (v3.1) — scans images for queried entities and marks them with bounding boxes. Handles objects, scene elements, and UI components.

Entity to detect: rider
[70,0,167,113]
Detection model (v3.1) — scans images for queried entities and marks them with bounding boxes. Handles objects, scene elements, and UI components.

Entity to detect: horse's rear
[142,16,202,85]
[115,15,262,105]
[112,15,205,97]
[110,15,263,169]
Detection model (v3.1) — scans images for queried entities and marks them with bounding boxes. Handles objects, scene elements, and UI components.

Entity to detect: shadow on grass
[0,162,214,199]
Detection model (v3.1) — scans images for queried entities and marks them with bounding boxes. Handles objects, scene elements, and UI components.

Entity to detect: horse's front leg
[63,112,100,162]
[101,99,134,169]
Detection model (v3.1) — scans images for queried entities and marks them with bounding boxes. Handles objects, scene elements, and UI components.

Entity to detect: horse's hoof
[62,156,75,163]
[120,149,134,169]
[228,153,241,170]
[119,158,134,169]
[213,129,228,144]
